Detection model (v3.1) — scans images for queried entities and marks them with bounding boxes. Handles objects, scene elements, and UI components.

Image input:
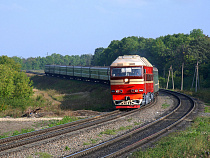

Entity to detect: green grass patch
[64,146,70,151]
[118,125,133,131]
[35,152,52,158]
[100,129,117,135]
[47,116,79,127]
[90,138,99,144]
[83,138,100,146]
[0,128,35,139]
[162,103,170,109]
[0,116,81,139]
[127,118,132,122]
[204,106,210,113]
[134,121,141,126]
[131,117,210,158]
[83,142,90,145]
[100,125,134,136]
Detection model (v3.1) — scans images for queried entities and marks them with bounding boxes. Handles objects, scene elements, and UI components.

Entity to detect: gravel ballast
[1,92,175,158]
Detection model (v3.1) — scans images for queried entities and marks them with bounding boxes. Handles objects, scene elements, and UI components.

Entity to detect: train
[110,55,159,109]
[44,55,159,109]
[45,65,110,83]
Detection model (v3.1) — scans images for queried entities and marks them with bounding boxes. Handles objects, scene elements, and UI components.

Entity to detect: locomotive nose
[125,96,130,101]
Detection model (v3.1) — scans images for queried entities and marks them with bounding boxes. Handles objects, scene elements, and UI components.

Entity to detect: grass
[0,128,35,139]
[118,125,133,131]
[127,118,132,122]
[0,116,81,139]
[134,121,141,126]
[90,138,99,144]
[83,124,137,146]
[31,75,113,111]
[162,103,170,109]
[204,106,210,113]
[131,116,210,158]
[26,70,45,73]
[100,129,117,135]
[35,152,52,158]
[99,125,134,136]
[178,88,210,104]
[83,142,90,145]
[0,74,113,117]
[65,146,70,151]
[47,116,79,127]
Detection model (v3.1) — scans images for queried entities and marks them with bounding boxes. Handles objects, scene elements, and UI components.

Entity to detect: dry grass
[30,75,113,111]
[0,74,113,118]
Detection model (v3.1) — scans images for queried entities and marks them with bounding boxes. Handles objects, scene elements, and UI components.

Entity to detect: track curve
[63,89,195,158]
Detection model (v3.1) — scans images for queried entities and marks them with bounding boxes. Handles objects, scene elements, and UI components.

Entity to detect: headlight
[124,78,129,83]
[135,89,138,92]
[116,90,119,93]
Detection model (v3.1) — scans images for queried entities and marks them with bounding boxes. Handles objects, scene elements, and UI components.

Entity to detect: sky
[0,0,209,59]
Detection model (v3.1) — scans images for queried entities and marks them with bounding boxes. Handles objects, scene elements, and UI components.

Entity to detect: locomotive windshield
[111,67,142,77]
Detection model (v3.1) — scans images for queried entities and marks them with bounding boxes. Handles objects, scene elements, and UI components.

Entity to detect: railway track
[0,98,156,156]
[63,89,195,158]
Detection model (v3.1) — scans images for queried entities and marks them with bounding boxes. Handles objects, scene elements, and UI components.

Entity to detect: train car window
[111,67,142,77]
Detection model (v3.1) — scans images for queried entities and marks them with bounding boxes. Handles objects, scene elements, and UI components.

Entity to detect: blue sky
[0,0,209,58]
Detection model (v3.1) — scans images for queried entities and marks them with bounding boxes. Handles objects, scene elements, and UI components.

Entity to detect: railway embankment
[0,91,174,157]
[0,73,209,157]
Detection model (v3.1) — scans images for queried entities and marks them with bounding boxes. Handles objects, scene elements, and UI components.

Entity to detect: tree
[190,29,205,39]
[0,56,21,71]
[91,47,104,66]
[0,65,14,98]
[0,57,33,110]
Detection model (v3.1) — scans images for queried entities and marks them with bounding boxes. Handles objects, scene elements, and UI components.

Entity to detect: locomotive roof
[110,55,153,67]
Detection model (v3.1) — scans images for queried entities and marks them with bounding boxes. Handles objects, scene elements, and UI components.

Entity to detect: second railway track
[0,89,195,158]
[0,97,157,156]
[64,89,196,158]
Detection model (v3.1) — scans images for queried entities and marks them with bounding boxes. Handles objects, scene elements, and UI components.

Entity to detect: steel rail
[0,110,120,152]
[64,89,195,158]
[0,98,157,154]
[0,110,120,144]
[104,89,195,158]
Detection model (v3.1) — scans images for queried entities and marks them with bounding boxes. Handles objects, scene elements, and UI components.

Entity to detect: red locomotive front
[110,55,154,109]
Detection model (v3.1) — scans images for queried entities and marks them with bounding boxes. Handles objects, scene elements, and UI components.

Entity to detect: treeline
[12,54,93,70]
[11,29,210,89]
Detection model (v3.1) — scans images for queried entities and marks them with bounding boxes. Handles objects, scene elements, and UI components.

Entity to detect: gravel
[1,92,175,158]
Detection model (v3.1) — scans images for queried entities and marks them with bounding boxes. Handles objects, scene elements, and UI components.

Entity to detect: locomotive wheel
[141,94,146,106]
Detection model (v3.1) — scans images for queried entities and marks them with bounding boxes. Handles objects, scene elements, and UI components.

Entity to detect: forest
[10,29,210,89]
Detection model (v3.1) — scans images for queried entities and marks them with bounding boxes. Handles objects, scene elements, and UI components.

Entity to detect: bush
[0,58,33,111]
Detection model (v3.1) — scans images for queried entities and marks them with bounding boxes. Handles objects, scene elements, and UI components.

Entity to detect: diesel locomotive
[110,55,159,109]
[44,55,159,109]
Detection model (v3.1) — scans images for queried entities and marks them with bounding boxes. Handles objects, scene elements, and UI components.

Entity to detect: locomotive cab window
[111,67,142,77]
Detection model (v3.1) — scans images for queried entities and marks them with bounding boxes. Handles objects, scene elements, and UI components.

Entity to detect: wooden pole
[166,68,170,89]
[195,61,198,92]
[191,66,196,90]
[171,66,174,90]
